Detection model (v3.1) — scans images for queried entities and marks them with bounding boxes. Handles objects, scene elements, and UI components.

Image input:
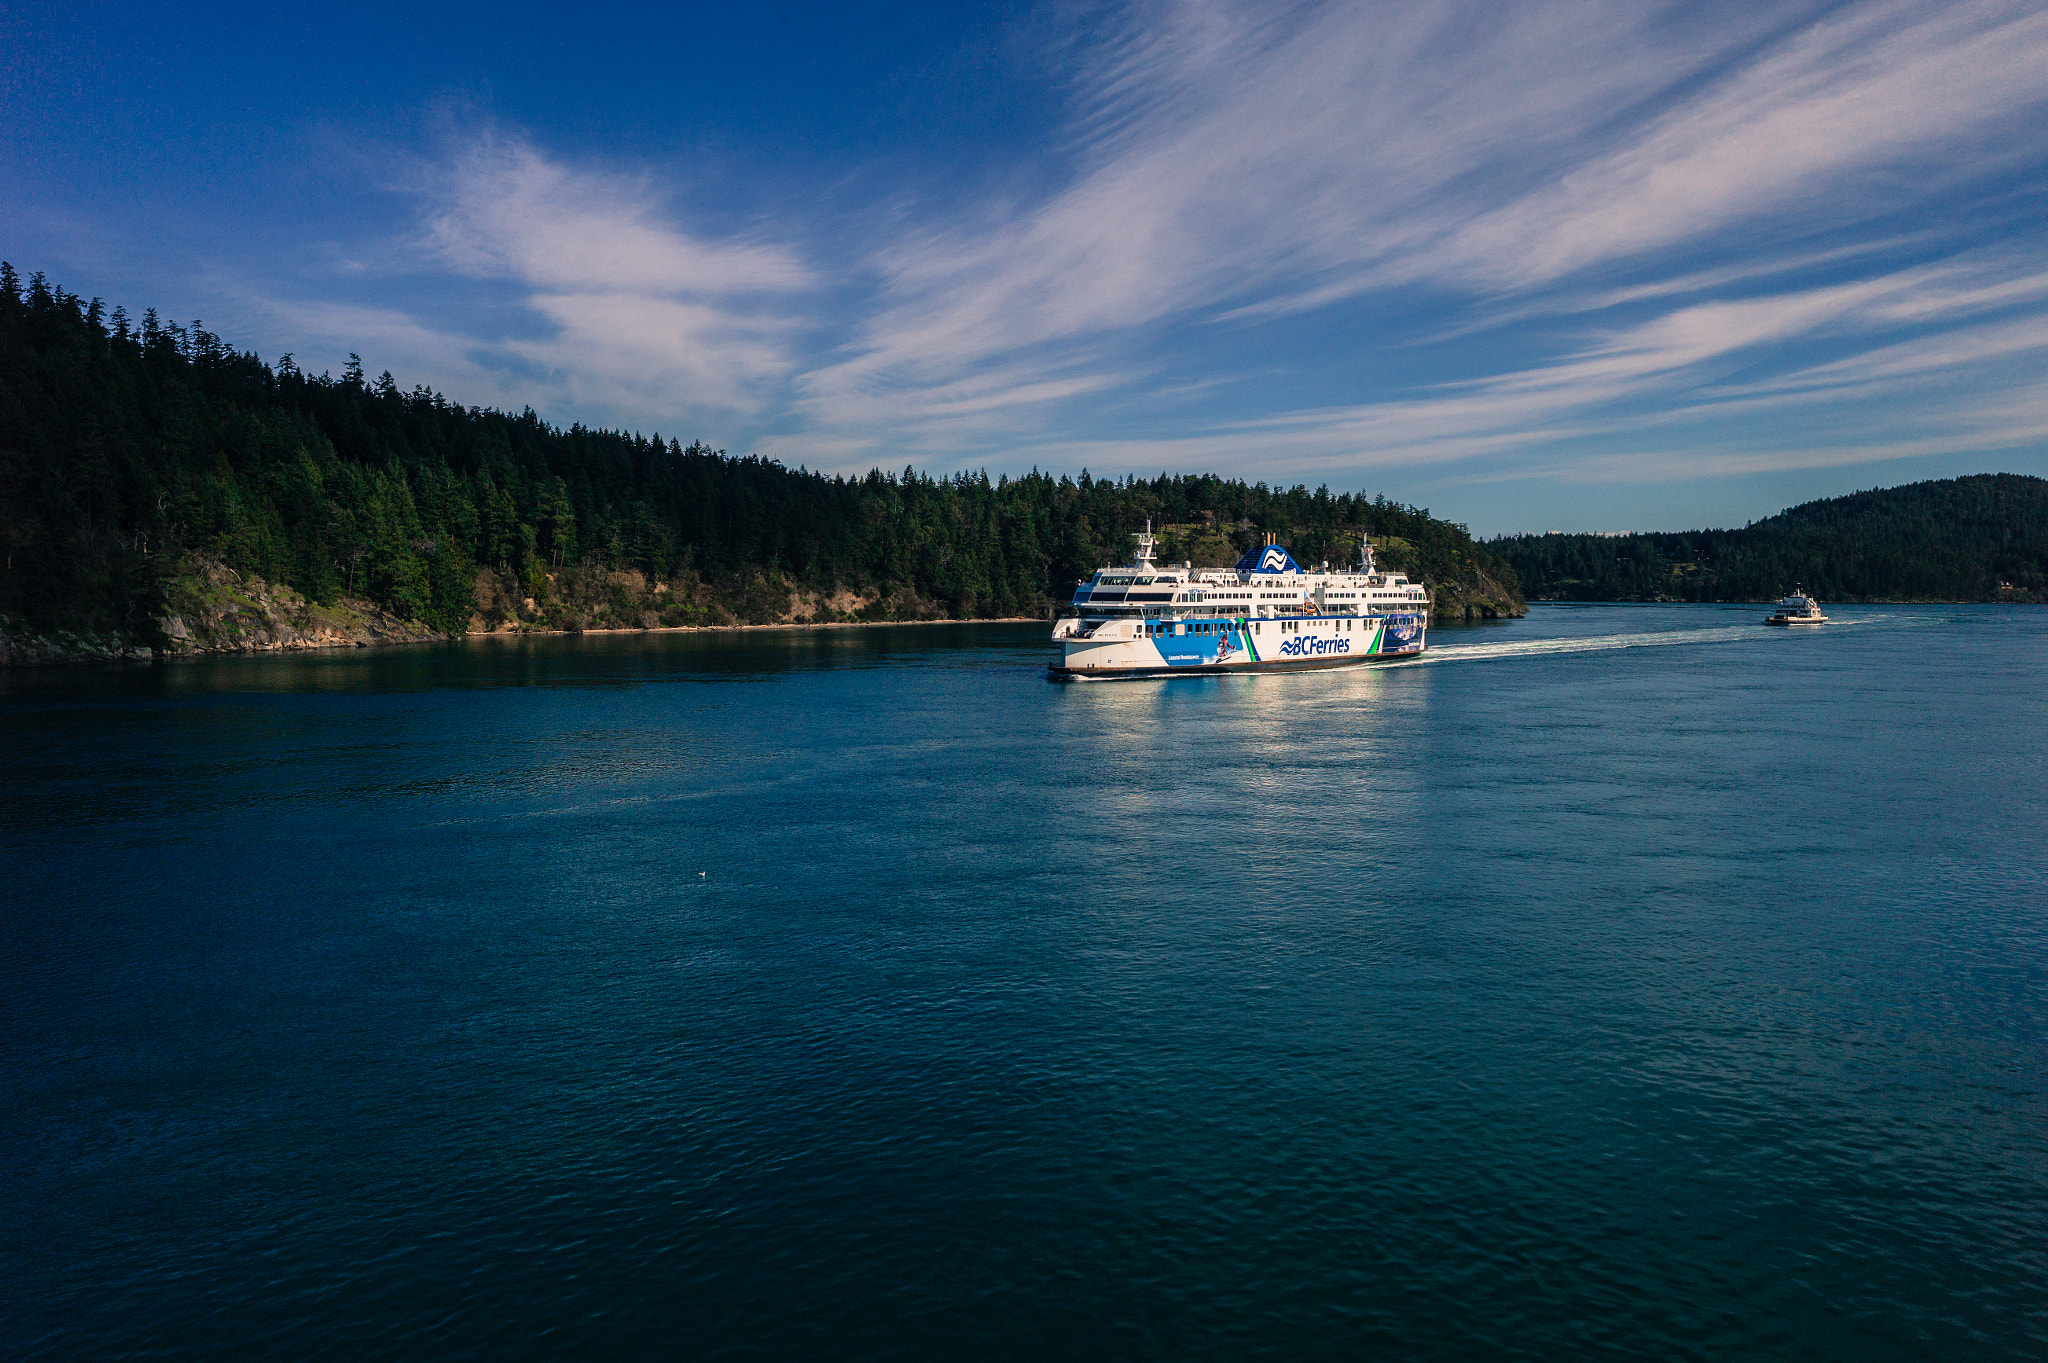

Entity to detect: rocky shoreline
[0,607,1052,668]
[1,558,447,667]
[0,556,1058,667]
[1425,572,1527,621]
[2,551,1524,667]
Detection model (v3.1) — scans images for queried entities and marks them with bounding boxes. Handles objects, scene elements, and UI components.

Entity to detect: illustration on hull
[1049,526,1430,680]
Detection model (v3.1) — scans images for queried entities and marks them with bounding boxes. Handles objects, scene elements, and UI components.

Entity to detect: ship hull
[1049,649,1422,680]
[1049,612,1425,680]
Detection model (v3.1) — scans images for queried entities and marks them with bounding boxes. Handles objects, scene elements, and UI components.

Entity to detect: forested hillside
[0,264,1522,658]
[1493,475,2048,603]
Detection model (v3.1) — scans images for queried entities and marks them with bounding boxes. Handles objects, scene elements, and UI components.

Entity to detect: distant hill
[0,264,1521,661]
[1492,475,2048,604]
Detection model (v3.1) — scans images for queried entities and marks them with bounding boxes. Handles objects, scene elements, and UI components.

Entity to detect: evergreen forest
[0,264,1524,654]
[1493,475,2048,603]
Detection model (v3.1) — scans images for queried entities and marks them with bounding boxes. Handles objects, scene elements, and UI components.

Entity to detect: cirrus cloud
[231,0,2048,529]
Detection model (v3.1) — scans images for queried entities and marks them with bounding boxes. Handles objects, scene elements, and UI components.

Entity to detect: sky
[5,0,2046,534]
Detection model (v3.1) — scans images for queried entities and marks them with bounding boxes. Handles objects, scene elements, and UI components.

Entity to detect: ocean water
[3,604,2043,1360]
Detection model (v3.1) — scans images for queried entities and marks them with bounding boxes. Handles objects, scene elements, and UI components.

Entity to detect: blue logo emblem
[1232,544,1302,574]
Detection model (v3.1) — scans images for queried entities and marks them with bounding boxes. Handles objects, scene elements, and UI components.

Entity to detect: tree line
[1491,475,2048,603]
[0,263,1521,642]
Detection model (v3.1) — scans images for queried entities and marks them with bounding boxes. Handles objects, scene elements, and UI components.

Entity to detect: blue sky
[6,0,2046,533]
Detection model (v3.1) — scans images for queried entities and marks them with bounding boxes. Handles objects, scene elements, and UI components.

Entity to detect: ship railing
[1054,617,1133,641]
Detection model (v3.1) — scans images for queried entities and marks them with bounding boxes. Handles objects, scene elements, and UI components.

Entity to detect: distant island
[1492,475,2048,605]
[0,265,1523,664]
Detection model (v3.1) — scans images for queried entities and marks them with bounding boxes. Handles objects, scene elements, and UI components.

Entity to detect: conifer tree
[0,266,1554,644]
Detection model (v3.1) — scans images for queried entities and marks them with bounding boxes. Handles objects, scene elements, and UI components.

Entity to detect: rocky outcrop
[0,555,448,666]
[156,556,447,656]
[0,627,158,667]
[0,555,1031,666]
[1430,562,1528,620]
[467,564,979,634]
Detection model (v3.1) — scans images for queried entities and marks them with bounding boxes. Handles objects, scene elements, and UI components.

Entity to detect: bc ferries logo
[1235,544,1302,574]
[1279,635,1350,657]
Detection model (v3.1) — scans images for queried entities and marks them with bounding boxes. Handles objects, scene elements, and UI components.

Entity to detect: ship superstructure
[1765,587,1828,626]
[1049,524,1429,679]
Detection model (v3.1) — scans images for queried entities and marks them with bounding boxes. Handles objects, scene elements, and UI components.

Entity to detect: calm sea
[4,605,2044,1360]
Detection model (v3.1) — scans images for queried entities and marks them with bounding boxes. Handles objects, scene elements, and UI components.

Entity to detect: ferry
[1049,524,1429,680]
[1765,587,1828,626]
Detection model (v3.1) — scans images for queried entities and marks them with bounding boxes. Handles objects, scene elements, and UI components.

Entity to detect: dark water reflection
[3,607,2044,1360]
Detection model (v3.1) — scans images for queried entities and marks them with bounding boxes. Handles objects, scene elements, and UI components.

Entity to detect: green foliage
[1492,476,2048,602]
[0,264,1517,639]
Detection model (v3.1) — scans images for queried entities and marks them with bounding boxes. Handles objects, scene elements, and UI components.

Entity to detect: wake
[1403,614,1907,667]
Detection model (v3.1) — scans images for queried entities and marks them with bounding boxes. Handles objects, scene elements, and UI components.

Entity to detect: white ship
[1049,524,1429,679]
[1765,587,1828,626]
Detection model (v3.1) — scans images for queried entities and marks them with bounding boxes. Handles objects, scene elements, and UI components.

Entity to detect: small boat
[1765,587,1828,626]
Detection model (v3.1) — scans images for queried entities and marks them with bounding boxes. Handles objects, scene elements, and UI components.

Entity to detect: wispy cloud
[232,297,513,397]
[422,132,807,295]
[1424,0,2048,288]
[792,0,1734,450]
[224,0,2048,519]
[975,250,2048,486]
[771,0,2048,475]
[391,130,813,421]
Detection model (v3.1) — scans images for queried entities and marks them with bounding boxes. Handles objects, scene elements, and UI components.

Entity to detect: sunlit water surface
[4,604,2044,1360]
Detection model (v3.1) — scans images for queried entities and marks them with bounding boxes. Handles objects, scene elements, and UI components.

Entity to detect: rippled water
[4,605,2044,1360]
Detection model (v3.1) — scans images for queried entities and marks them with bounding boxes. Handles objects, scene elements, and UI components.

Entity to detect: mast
[1134,519,1159,571]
